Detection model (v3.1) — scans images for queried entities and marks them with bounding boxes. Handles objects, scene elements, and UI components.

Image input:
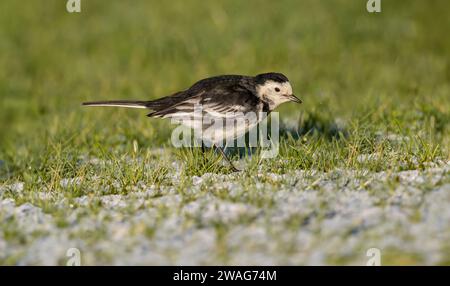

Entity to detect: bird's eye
[275,87,280,92]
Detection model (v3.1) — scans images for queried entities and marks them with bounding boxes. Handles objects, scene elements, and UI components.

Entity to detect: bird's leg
[201,141,206,153]
[214,145,240,172]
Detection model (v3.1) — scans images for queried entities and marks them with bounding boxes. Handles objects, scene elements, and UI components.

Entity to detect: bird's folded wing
[147,85,260,120]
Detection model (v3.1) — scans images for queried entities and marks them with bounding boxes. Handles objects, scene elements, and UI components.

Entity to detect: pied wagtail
[83,72,302,171]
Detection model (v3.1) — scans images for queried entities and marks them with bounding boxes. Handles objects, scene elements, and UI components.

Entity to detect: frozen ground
[1,159,449,265]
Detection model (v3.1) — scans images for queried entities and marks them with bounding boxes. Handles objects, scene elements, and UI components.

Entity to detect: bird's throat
[262,95,277,112]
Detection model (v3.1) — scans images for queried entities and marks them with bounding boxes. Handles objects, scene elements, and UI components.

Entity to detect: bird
[83,72,302,171]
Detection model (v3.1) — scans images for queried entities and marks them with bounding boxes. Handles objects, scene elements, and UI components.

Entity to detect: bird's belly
[202,119,260,143]
[173,113,264,145]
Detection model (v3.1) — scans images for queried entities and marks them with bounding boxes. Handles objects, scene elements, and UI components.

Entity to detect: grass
[0,0,449,265]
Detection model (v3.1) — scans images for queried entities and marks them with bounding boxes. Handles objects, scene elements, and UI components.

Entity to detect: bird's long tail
[82,100,150,109]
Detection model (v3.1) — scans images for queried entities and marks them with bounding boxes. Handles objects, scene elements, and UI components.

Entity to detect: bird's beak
[287,94,302,104]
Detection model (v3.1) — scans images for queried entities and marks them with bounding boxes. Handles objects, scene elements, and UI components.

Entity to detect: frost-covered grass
[0,0,449,265]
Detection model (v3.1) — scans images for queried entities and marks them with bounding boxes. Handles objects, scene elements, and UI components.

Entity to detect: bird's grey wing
[199,87,261,118]
[144,75,252,113]
[147,77,259,119]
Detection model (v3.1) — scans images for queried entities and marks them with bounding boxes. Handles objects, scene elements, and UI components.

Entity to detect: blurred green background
[0,0,449,176]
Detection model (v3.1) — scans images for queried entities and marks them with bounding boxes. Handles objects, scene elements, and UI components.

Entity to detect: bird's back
[188,75,253,92]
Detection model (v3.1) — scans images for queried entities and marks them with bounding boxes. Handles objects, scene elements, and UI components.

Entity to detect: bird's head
[255,72,301,110]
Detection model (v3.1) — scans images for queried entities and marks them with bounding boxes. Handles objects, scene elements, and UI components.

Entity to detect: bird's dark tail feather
[82,100,150,109]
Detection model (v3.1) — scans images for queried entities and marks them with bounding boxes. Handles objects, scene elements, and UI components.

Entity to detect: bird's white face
[256,80,301,110]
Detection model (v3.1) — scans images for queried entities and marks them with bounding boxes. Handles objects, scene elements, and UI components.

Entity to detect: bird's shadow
[219,113,348,158]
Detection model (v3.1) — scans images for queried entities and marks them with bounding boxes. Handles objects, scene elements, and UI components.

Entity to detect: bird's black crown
[255,72,289,85]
